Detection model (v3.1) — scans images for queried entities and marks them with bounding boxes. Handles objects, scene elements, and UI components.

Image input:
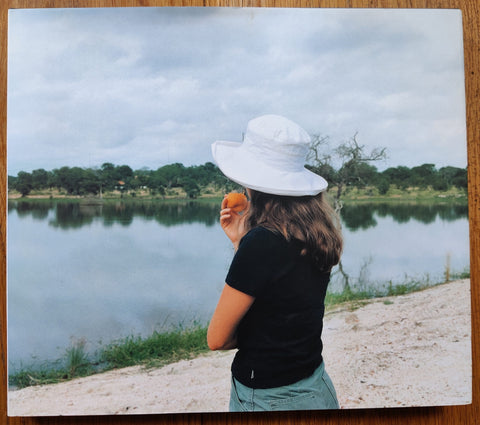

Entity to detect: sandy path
[8,279,471,416]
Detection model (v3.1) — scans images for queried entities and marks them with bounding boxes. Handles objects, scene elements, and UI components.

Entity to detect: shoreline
[8,279,472,416]
[7,184,468,204]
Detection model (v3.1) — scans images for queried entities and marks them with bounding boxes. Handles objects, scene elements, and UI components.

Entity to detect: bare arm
[207,283,255,351]
[208,193,253,350]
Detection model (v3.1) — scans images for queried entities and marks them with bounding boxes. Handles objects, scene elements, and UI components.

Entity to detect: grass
[325,266,470,309]
[9,269,470,390]
[340,185,467,203]
[7,187,226,202]
[8,184,468,204]
[65,338,92,377]
[99,326,209,370]
[10,339,95,389]
[9,326,209,390]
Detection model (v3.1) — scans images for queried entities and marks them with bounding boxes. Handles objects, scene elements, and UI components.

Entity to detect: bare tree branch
[308,132,388,292]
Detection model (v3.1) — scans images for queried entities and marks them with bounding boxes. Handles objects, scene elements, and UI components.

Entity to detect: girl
[208,114,343,412]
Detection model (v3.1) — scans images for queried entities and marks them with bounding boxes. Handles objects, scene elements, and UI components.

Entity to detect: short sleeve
[225,227,290,297]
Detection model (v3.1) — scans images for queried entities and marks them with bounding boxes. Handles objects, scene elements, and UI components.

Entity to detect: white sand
[8,279,472,416]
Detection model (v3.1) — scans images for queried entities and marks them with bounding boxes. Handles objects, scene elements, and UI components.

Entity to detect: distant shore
[7,187,468,206]
[8,279,471,416]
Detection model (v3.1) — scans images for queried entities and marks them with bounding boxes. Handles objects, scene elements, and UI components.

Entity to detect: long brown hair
[245,190,343,271]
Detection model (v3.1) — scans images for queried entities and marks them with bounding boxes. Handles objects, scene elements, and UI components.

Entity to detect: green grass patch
[451,268,471,280]
[325,287,378,306]
[9,339,95,389]
[340,185,467,204]
[10,368,70,389]
[325,267,469,310]
[99,326,209,370]
[9,326,209,389]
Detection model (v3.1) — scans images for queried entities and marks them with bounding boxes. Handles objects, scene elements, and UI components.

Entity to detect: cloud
[7,7,466,175]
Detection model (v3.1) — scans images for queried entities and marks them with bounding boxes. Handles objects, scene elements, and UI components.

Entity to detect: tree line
[8,160,467,199]
[7,162,238,198]
[305,134,467,205]
[307,162,467,195]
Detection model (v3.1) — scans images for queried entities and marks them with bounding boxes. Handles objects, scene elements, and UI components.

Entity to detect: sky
[7,7,467,175]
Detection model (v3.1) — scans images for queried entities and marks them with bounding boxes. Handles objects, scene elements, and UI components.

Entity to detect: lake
[7,199,470,372]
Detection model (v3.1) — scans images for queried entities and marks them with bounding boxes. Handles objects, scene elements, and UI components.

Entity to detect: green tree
[80,169,101,195]
[31,168,49,190]
[382,166,412,190]
[184,178,201,199]
[100,163,116,191]
[350,163,378,189]
[115,165,134,185]
[16,171,33,197]
[134,168,152,189]
[432,176,449,191]
[56,166,85,195]
[410,163,436,188]
[157,163,185,188]
[439,166,467,190]
[8,175,18,192]
[375,175,390,195]
[149,170,168,197]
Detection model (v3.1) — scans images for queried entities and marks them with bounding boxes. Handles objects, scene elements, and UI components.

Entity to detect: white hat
[211,114,328,196]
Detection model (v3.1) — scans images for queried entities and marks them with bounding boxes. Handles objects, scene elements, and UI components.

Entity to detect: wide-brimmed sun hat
[211,114,328,196]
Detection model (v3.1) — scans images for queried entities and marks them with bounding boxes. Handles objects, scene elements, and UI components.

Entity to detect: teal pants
[229,361,339,412]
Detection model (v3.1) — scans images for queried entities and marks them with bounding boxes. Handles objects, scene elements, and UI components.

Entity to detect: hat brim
[211,141,328,196]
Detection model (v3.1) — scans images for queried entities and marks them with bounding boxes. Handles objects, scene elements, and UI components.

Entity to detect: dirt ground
[8,279,472,416]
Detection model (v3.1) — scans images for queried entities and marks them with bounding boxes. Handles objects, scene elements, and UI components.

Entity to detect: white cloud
[7,7,467,175]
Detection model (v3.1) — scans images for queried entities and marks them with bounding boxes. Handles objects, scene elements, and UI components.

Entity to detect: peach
[225,192,248,213]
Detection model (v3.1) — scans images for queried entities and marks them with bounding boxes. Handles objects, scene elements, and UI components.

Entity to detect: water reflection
[11,200,53,220]
[9,200,220,229]
[8,200,469,231]
[340,202,468,231]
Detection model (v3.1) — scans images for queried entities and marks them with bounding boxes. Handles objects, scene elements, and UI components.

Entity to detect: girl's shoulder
[244,226,308,260]
[241,226,299,252]
[239,226,279,249]
[243,226,281,242]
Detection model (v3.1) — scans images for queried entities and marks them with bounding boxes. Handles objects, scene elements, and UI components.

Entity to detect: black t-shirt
[226,226,331,389]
